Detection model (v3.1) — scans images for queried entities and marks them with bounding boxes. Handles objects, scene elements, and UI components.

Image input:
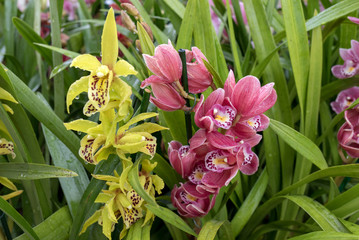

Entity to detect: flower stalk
[179,49,192,140]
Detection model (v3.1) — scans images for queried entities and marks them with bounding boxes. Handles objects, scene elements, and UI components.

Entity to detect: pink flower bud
[143,41,182,83]
[186,47,213,94]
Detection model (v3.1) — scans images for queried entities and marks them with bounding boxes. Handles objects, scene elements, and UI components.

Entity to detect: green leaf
[0,163,78,180]
[14,206,72,240]
[145,204,197,237]
[50,60,71,79]
[269,119,328,170]
[284,195,350,232]
[276,165,359,197]
[137,22,155,55]
[231,170,268,237]
[203,60,223,89]
[306,0,359,31]
[162,0,185,18]
[0,197,40,240]
[159,110,187,144]
[42,125,90,217]
[34,43,80,59]
[176,0,196,49]
[321,77,359,101]
[12,17,53,65]
[225,0,242,78]
[282,0,310,113]
[198,220,225,240]
[289,232,359,240]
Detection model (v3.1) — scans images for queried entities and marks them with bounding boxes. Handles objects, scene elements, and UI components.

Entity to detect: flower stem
[179,49,192,141]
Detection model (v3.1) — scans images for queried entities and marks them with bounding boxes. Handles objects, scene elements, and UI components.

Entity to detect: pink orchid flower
[143,41,182,83]
[338,109,359,158]
[171,182,216,218]
[186,47,213,93]
[332,40,359,79]
[331,87,359,114]
[195,71,276,133]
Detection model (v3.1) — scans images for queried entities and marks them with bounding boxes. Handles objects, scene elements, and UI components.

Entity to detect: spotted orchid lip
[205,150,233,172]
[211,104,237,129]
[188,164,207,185]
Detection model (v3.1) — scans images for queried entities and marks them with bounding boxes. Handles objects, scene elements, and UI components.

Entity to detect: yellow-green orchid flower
[80,160,164,240]
[67,8,137,116]
[0,138,15,159]
[0,177,22,200]
[0,87,18,115]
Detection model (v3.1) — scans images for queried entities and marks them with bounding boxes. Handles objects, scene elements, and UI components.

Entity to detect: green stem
[49,1,65,120]
[178,49,192,141]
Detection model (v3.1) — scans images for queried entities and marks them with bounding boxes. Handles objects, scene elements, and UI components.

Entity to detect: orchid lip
[211,105,237,130]
[205,150,232,172]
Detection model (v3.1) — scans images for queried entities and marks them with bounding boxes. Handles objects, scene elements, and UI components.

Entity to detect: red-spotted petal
[79,135,95,164]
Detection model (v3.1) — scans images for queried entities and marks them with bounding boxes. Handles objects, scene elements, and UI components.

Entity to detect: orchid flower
[80,160,164,239]
[332,40,359,79]
[338,109,359,159]
[171,182,216,218]
[331,87,359,114]
[67,8,137,115]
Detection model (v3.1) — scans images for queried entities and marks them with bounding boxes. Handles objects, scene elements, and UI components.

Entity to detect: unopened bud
[121,3,139,18]
[141,22,153,41]
[135,40,142,53]
[121,10,137,33]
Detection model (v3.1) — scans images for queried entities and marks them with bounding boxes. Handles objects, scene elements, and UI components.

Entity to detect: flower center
[205,150,232,172]
[189,164,207,184]
[211,105,237,129]
[96,65,109,78]
[180,191,197,203]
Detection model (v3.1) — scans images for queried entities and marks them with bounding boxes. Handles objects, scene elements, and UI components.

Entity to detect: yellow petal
[2,104,14,114]
[92,174,119,183]
[95,192,114,203]
[102,207,115,240]
[142,208,154,226]
[64,119,98,133]
[66,76,89,113]
[117,193,132,209]
[70,54,101,72]
[0,177,17,191]
[101,8,118,69]
[0,87,18,103]
[109,78,132,103]
[93,146,116,163]
[1,190,23,201]
[88,70,113,111]
[141,159,157,173]
[79,135,96,164]
[80,210,102,235]
[92,135,106,155]
[120,163,133,193]
[119,228,128,240]
[151,175,165,195]
[118,112,158,134]
[0,138,15,159]
[113,60,137,77]
[123,207,142,229]
[127,123,168,134]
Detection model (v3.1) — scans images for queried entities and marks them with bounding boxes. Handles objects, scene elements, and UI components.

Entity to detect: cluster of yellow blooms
[65,8,165,239]
[0,87,23,200]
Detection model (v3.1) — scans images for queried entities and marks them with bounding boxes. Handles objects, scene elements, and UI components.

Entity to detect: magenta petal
[339,49,354,61]
[332,65,348,79]
[351,40,359,62]
[348,16,359,25]
[207,131,237,150]
[189,129,207,149]
[202,168,238,188]
[141,75,166,88]
[338,123,359,158]
[224,70,236,97]
[330,87,359,114]
[150,83,186,111]
[143,54,166,80]
[204,89,225,113]
[155,43,182,82]
[237,144,259,175]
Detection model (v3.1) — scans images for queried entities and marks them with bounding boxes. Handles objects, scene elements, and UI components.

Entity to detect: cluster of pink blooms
[140,41,213,111]
[332,17,359,79]
[331,17,359,160]
[141,42,277,218]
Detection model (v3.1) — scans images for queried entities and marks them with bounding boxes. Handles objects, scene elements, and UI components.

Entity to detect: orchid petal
[83,101,98,116]
[70,54,101,72]
[79,135,95,164]
[88,69,113,110]
[66,76,89,113]
[101,8,118,68]
[0,87,18,103]
[0,138,15,159]
[0,177,17,191]
[64,119,98,133]
[80,210,102,235]
[114,60,137,77]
